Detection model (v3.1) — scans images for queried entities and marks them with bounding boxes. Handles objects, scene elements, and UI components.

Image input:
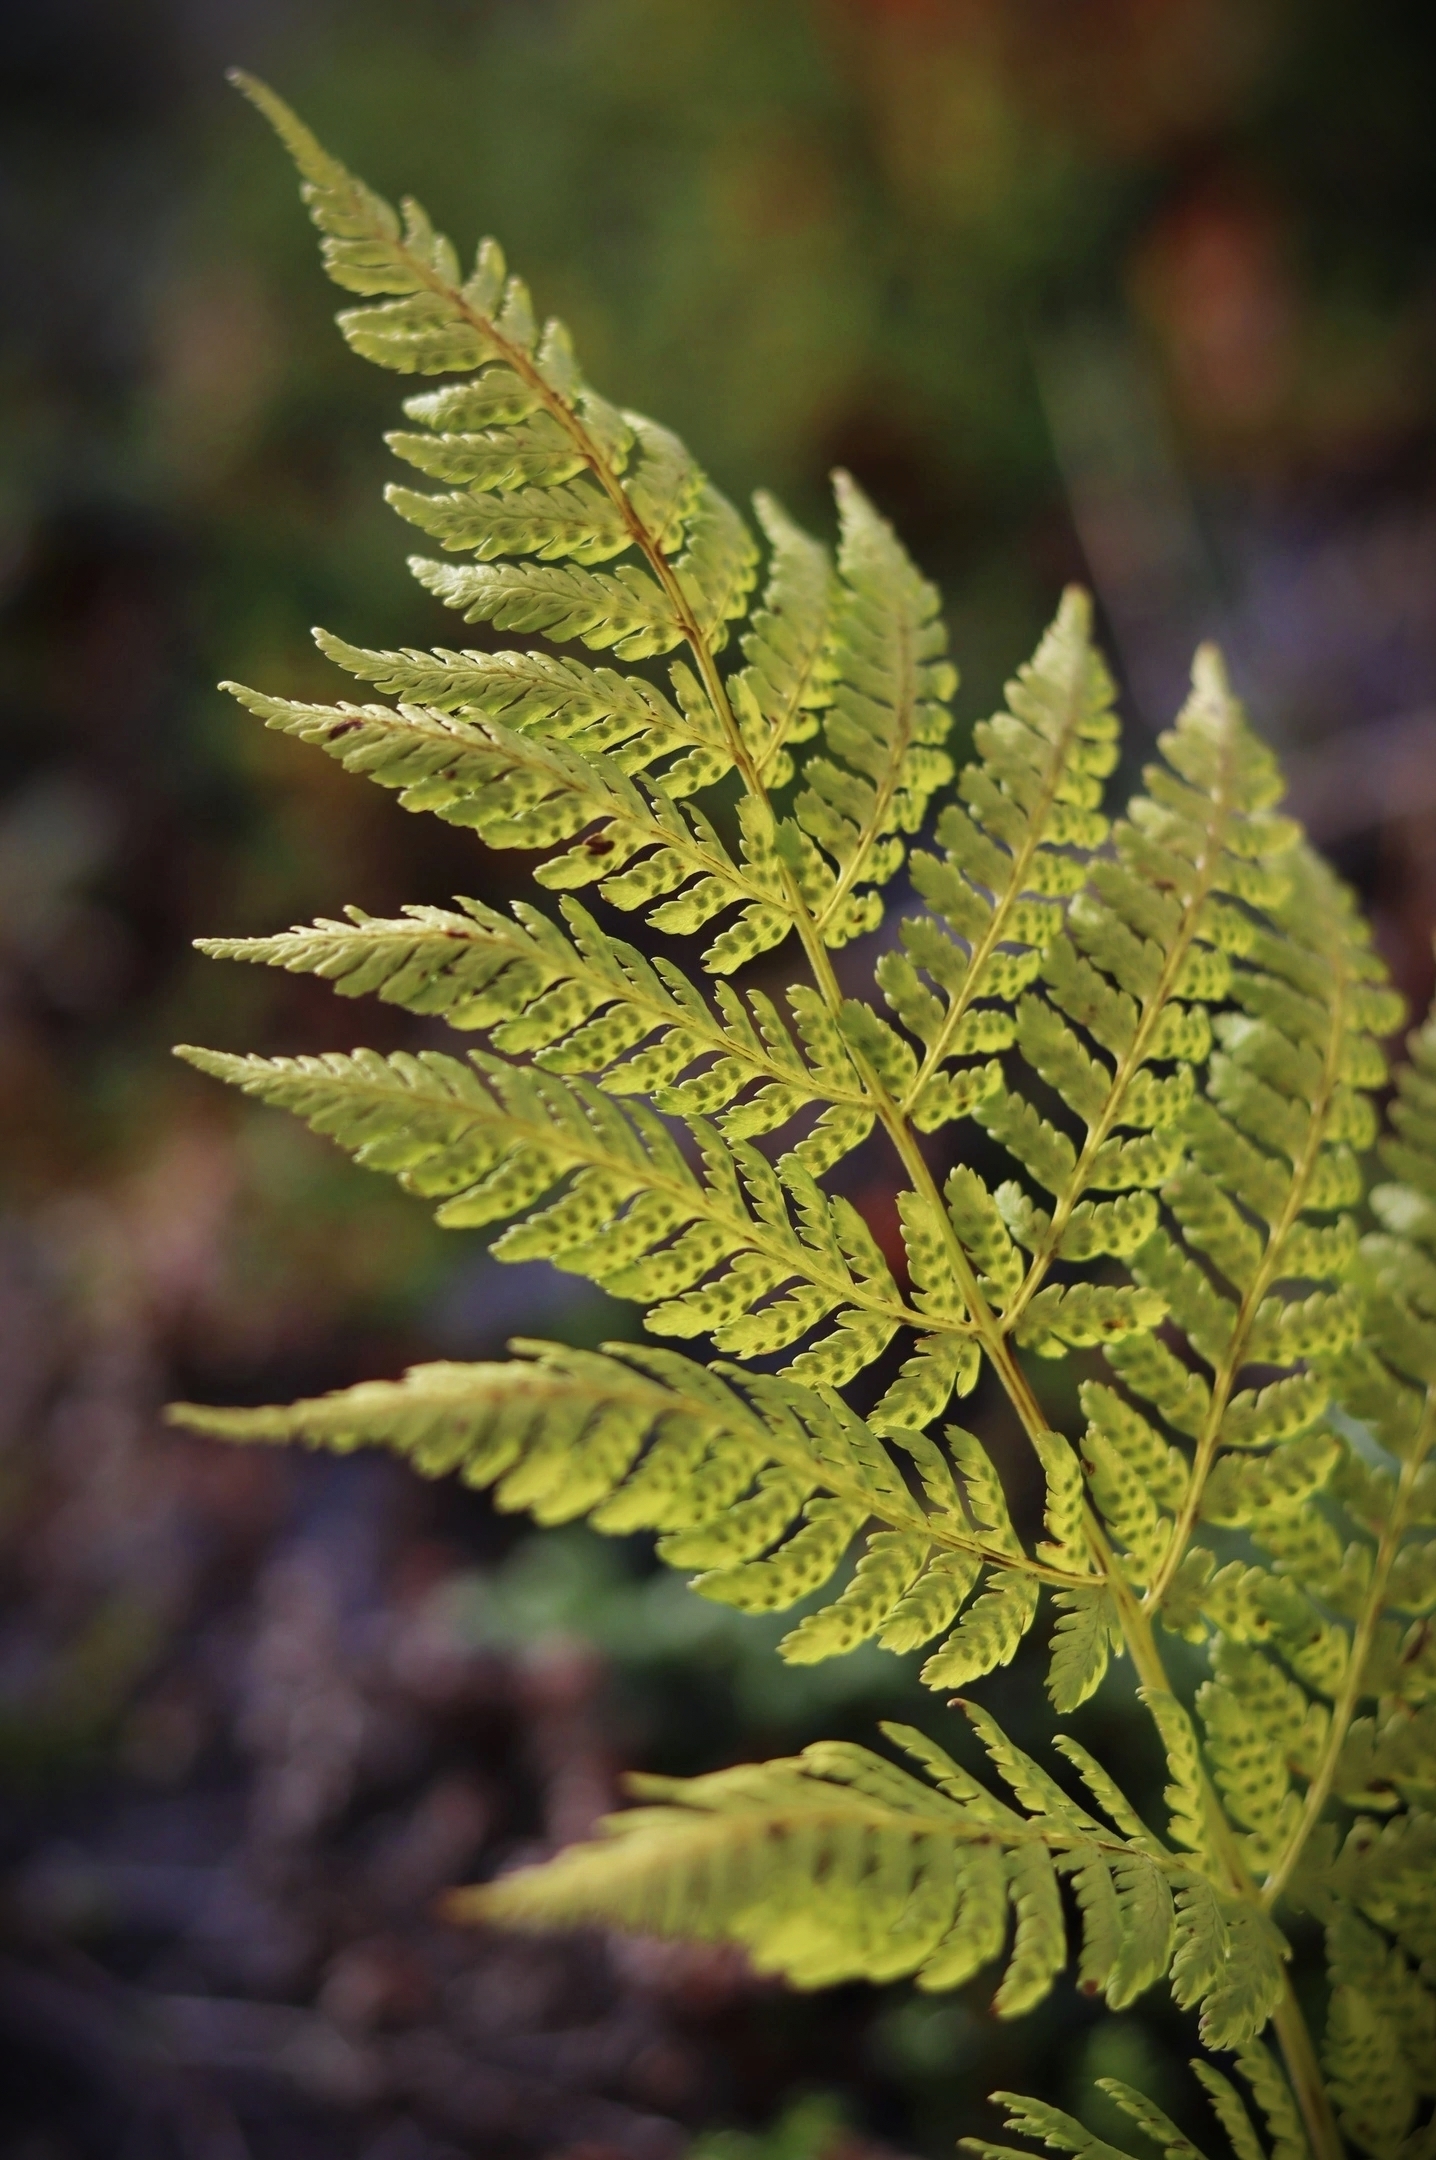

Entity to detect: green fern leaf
[881,588,1117,1134]
[172,1044,919,1366]
[1047,1585,1124,1713]
[1190,2066,1271,2160]
[199,894,874,1159]
[455,1718,1241,2039]
[780,472,956,951]
[1324,1985,1415,2160]
[731,490,835,790]
[172,85,1436,2146]
[961,2093,1176,2160]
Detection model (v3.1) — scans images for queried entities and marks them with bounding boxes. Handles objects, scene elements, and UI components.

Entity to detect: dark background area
[3,3,1436,2157]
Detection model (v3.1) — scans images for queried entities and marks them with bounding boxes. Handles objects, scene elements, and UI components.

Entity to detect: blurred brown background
[3,4,1436,2157]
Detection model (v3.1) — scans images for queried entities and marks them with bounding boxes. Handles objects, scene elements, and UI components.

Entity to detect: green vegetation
[171,78,1436,2160]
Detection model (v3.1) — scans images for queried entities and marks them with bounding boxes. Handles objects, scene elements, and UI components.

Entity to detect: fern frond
[1086,837,1401,1620]
[879,587,1118,1135]
[1221,989,1436,1918]
[963,2087,1215,2160]
[176,86,1436,2157]
[217,681,793,970]
[169,1341,1099,1673]
[452,1719,1273,2042]
[1324,1984,1416,2160]
[197,894,873,1170]
[985,647,1306,1352]
[731,491,835,791]
[1316,1907,1435,2160]
[1192,2044,1312,2160]
[174,1043,919,1371]
[311,629,729,794]
[1308,1810,1436,1980]
[776,473,957,950]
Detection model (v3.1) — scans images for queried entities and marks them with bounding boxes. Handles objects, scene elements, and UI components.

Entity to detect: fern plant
[171,76,1436,2160]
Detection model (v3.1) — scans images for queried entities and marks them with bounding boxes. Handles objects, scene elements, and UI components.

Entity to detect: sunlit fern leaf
[196,894,874,1167]
[1086,838,1402,1619]
[218,682,791,968]
[1196,1642,1323,1875]
[312,629,732,798]
[1196,1906,1289,2054]
[451,1719,1272,2039]
[1165,987,1436,1942]
[729,489,835,791]
[879,586,1118,1136]
[1141,1690,1215,1864]
[1318,987,1436,1675]
[772,471,956,953]
[1047,1585,1124,1714]
[962,2087,1216,2160]
[228,77,797,975]
[1325,1701,1436,1815]
[1306,1812,1436,1985]
[980,646,1306,1360]
[170,1340,1060,1653]
[173,80,1436,2129]
[173,1043,918,1368]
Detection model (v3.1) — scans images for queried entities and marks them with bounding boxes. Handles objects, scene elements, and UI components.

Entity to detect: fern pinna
[171,76,1436,2160]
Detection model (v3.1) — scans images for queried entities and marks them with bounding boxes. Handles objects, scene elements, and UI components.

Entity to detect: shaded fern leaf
[1192,2045,1311,2160]
[1318,1909,1431,2160]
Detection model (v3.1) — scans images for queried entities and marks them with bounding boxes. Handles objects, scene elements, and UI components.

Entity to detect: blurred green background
[3,3,1436,2157]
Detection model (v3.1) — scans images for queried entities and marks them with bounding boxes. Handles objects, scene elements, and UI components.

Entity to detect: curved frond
[197,894,873,1171]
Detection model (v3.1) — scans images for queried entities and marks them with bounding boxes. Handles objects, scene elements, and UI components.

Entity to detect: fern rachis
[166,74,1436,2160]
